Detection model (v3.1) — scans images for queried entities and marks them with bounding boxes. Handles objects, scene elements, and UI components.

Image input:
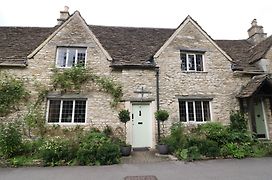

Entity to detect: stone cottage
[1,7,272,148]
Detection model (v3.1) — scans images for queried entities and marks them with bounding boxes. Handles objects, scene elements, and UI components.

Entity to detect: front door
[132,104,152,147]
[254,99,268,139]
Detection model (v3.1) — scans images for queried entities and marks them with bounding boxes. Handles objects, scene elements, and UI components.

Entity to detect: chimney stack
[57,6,70,25]
[247,19,267,45]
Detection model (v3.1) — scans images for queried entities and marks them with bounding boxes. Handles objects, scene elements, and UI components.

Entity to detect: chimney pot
[247,19,267,45]
[57,6,70,25]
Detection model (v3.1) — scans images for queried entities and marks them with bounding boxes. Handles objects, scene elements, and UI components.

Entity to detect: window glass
[195,101,203,122]
[188,101,194,121]
[74,100,86,123]
[56,47,86,68]
[180,53,187,71]
[48,100,61,123]
[77,49,86,65]
[179,100,211,123]
[61,100,73,123]
[196,54,203,71]
[179,101,186,122]
[67,48,76,67]
[203,101,210,121]
[57,48,67,67]
[188,55,195,71]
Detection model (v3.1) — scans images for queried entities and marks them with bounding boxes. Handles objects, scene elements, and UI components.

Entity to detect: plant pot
[157,144,169,155]
[120,145,132,156]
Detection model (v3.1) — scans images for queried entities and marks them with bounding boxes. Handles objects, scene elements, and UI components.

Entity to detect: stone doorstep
[154,153,178,161]
[124,175,158,180]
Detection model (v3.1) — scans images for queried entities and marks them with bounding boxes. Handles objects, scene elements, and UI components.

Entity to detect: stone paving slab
[121,149,170,164]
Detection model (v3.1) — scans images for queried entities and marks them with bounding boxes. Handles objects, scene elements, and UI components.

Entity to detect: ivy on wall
[0,73,28,116]
[52,66,123,107]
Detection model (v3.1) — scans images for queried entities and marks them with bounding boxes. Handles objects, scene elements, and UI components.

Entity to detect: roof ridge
[89,24,175,30]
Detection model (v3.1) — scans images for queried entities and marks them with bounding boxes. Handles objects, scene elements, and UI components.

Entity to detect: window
[47,99,87,124]
[56,47,87,68]
[179,100,211,122]
[180,52,204,71]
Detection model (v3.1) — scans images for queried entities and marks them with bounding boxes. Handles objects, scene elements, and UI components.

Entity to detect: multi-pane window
[47,99,87,124]
[180,52,204,71]
[179,100,211,122]
[56,47,87,68]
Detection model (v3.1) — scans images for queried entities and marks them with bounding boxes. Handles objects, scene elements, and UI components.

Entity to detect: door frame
[125,101,155,148]
[253,98,270,140]
[260,99,270,140]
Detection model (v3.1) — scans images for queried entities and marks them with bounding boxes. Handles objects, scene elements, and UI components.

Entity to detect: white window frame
[181,52,205,72]
[46,99,87,125]
[180,100,211,123]
[55,47,87,68]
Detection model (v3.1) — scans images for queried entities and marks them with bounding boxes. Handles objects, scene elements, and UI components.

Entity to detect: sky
[0,0,271,40]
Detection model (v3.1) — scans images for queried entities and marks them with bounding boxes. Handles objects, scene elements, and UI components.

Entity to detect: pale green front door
[132,104,152,147]
[254,99,267,138]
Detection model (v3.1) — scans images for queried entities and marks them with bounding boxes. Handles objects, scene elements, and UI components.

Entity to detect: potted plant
[155,109,169,154]
[118,109,132,156]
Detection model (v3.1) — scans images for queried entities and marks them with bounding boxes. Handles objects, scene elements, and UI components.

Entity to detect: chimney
[247,19,267,44]
[57,6,70,25]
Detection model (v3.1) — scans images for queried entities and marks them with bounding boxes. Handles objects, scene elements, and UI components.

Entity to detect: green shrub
[155,110,169,122]
[175,148,188,160]
[0,73,28,116]
[0,123,23,158]
[226,130,253,143]
[230,111,247,132]
[198,122,228,146]
[39,137,77,166]
[176,146,201,161]
[164,123,187,153]
[220,142,250,159]
[77,132,120,165]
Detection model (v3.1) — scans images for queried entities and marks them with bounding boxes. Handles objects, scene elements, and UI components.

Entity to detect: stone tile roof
[0,26,56,66]
[237,75,269,98]
[248,35,272,64]
[1,22,272,70]
[89,25,174,66]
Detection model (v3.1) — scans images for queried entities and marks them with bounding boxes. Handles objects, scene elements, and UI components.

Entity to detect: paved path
[1,157,272,180]
[121,150,170,164]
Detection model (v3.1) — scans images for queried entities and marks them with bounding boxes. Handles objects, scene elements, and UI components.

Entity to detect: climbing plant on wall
[51,66,123,107]
[0,73,28,116]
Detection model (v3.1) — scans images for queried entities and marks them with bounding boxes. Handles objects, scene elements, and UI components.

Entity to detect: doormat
[124,175,158,180]
[133,147,149,151]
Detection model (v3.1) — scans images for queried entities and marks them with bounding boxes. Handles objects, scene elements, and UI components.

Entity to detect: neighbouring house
[1,7,272,148]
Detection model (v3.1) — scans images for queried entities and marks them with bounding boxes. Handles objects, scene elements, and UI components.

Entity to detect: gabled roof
[237,75,271,98]
[0,26,56,66]
[154,16,233,62]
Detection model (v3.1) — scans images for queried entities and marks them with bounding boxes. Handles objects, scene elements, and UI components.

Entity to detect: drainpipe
[155,67,161,143]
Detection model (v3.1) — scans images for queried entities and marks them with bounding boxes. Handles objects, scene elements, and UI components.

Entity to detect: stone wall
[155,21,251,131]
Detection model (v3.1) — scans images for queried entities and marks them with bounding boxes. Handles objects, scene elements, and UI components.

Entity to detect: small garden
[160,111,272,161]
[0,123,125,167]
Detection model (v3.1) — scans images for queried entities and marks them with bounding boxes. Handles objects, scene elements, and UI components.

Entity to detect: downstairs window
[179,100,211,122]
[47,99,87,124]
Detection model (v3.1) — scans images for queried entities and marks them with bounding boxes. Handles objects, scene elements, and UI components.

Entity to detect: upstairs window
[47,99,87,124]
[56,47,87,68]
[179,100,211,123]
[180,52,204,71]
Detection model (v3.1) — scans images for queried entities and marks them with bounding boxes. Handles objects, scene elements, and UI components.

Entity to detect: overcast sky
[0,0,271,40]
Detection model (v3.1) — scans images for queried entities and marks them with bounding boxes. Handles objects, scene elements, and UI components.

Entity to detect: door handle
[138,122,143,124]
